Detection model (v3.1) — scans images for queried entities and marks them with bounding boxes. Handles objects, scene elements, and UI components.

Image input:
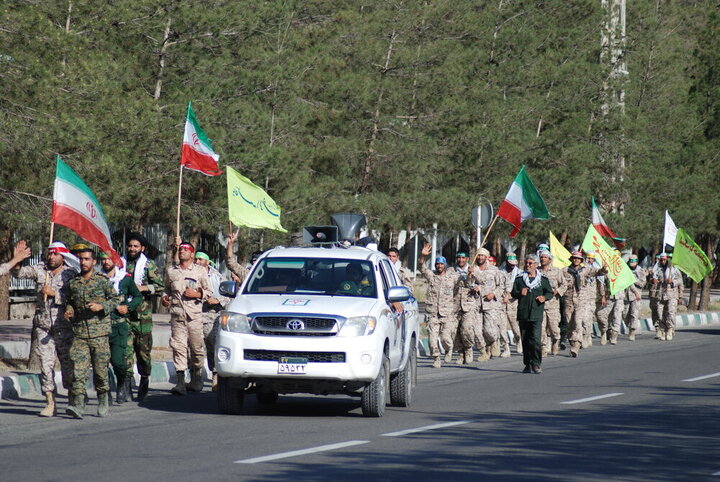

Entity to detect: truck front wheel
[218,376,245,415]
[361,355,389,417]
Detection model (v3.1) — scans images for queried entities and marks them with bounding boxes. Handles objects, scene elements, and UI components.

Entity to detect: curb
[3,311,720,400]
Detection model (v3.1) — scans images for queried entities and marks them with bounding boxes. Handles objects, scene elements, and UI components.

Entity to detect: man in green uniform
[64,248,118,419]
[337,262,374,296]
[124,233,164,401]
[511,254,554,374]
[99,252,142,403]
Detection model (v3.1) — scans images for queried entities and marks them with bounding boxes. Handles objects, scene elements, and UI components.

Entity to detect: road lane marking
[560,393,624,405]
[235,440,369,464]
[713,471,720,476]
[381,421,471,437]
[682,372,720,382]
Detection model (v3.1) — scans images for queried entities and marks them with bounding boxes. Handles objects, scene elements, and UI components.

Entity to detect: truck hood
[226,294,379,319]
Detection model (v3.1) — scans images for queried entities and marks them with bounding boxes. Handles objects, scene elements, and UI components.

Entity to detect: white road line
[235,440,369,464]
[381,421,471,437]
[560,393,624,405]
[713,471,720,476]
[682,372,720,382]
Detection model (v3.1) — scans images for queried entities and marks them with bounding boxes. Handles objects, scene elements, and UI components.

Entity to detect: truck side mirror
[219,280,239,298]
[387,286,411,302]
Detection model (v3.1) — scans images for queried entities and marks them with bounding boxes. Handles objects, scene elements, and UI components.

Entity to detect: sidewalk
[3,309,720,400]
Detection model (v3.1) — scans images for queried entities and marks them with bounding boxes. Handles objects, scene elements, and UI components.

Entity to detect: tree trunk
[698,235,713,311]
[688,280,698,311]
[0,227,11,320]
[154,17,172,101]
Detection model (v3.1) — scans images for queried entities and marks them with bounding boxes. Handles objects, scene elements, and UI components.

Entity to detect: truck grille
[243,350,346,363]
[252,316,338,336]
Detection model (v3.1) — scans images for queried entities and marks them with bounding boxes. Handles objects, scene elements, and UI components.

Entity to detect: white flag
[663,210,678,248]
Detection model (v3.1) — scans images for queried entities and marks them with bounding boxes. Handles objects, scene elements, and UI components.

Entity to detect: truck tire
[218,376,245,415]
[361,355,389,417]
[390,338,416,407]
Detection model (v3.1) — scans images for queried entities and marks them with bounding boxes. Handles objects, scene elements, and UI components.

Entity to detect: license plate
[277,356,308,374]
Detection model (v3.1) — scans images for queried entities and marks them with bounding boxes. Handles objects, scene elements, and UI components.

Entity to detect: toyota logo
[287,319,305,331]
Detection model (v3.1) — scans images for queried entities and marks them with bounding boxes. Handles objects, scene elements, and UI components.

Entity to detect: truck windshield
[242,258,376,298]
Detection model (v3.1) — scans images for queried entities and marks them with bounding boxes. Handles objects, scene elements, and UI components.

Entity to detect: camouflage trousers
[624,299,641,331]
[109,321,128,378]
[69,335,110,401]
[649,297,660,327]
[503,300,521,344]
[605,299,624,333]
[427,313,457,357]
[541,306,561,349]
[170,317,206,372]
[659,298,678,330]
[125,321,153,377]
[461,308,501,350]
[564,297,593,343]
[202,312,219,373]
[595,302,610,334]
[453,309,475,354]
[33,324,74,393]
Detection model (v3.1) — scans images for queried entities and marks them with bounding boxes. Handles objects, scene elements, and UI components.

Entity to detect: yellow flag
[549,231,571,268]
[227,166,287,232]
[581,224,634,295]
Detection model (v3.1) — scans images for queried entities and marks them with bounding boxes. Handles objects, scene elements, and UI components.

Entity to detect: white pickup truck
[215,245,419,417]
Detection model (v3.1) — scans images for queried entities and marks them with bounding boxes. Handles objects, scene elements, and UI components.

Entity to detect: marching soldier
[64,248,119,419]
[419,243,459,368]
[563,251,605,357]
[501,253,523,354]
[652,253,683,340]
[451,251,478,364]
[538,250,567,356]
[464,248,504,362]
[624,255,646,341]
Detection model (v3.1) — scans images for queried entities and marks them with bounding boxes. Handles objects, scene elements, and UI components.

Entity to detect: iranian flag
[180,102,222,176]
[52,156,123,267]
[591,196,616,238]
[497,165,550,237]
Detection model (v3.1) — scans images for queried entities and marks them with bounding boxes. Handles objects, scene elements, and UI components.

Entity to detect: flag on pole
[181,102,222,176]
[496,165,550,237]
[549,231,571,268]
[673,228,712,283]
[591,196,616,238]
[581,224,635,295]
[52,156,123,267]
[227,166,287,232]
[663,210,678,249]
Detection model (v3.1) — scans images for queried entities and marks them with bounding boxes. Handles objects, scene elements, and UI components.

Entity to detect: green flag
[227,166,287,232]
[673,228,712,283]
[581,224,635,295]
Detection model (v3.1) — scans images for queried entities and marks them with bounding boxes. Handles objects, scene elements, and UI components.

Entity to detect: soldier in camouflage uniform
[12,241,77,417]
[450,251,478,364]
[419,243,459,368]
[464,248,505,362]
[652,253,684,341]
[387,248,415,293]
[124,233,164,401]
[226,230,250,283]
[501,253,522,354]
[162,241,210,394]
[195,251,229,391]
[99,252,142,403]
[624,255,646,341]
[538,250,567,356]
[647,254,662,339]
[563,251,604,357]
[64,248,119,419]
[0,240,31,276]
[599,276,624,345]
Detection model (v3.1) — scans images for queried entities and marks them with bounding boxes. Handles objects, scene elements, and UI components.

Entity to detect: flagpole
[175,166,184,240]
[471,214,500,267]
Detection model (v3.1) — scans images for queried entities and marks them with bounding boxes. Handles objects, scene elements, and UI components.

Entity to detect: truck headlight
[338,316,377,336]
[219,311,251,333]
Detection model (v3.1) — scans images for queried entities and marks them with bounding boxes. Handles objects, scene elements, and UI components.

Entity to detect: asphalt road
[1,327,719,481]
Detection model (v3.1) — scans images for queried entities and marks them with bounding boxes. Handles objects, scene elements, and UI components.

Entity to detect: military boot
[584,334,593,348]
[550,339,559,356]
[490,341,501,358]
[666,328,674,341]
[444,350,453,364]
[464,348,474,364]
[569,341,579,358]
[609,331,618,345]
[500,342,511,358]
[654,327,663,339]
[137,376,149,401]
[171,371,187,395]
[600,330,608,345]
[628,329,636,341]
[211,373,218,392]
[432,356,441,368]
[477,347,491,362]
[66,393,86,419]
[39,391,56,417]
[97,392,110,417]
[116,376,127,404]
[455,350,465,365]
[516,341,523,354]
[187,368,204,393]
